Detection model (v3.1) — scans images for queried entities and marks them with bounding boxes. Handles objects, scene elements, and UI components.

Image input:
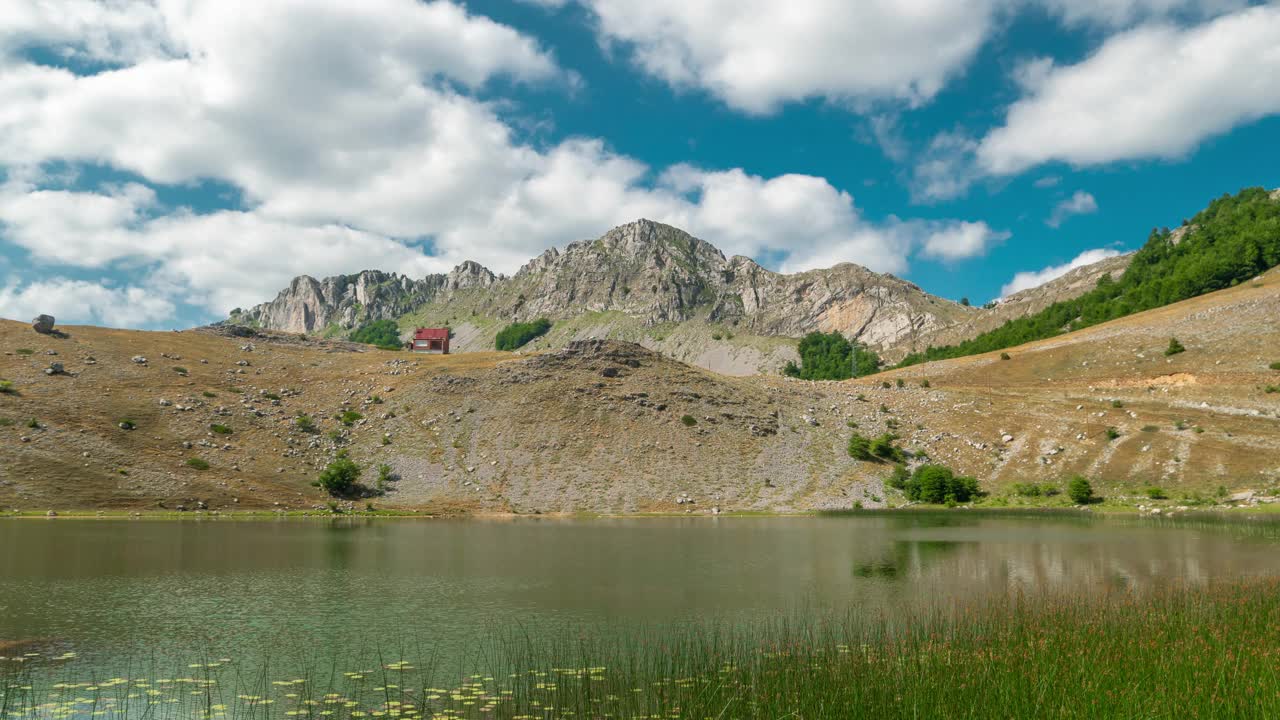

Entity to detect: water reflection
[1,514,1279,669]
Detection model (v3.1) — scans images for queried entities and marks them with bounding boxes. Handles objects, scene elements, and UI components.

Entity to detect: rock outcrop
[32,315,55,334]
[232,220,971,358]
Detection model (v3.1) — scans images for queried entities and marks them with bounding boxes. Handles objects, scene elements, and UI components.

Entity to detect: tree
[786,332,882,380]
[350,320,402,349]
[960,297,970,307]
[1068,476,1095,504]
[495,318,552,350]
[903,465,980,504]
[315,453,361,497]
[869,434,905,463]
[1164,337,1186,356]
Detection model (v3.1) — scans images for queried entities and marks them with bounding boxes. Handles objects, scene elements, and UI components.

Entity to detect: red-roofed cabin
[411,327,450,354]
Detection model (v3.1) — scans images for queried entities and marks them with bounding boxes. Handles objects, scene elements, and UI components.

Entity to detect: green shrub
[1068,476,1095,504]
[0,380,14,394]
[903,465,980,504]
[495,319,552,351]
[920,379,931,388]
[186,458,210,471]
[0,418,13,427]
[886,464,909,490]
[680,414,697,427]
[263,392,281,401]
[1270,362,1280,371]
[350,320,403,348]
[315,454,361,497]
[295,414,316,432]
[711,333,722,341]
[15,348,34,355]
[370,395,383,404]
[202,391,217,398]
[1106,427,1122,441]
[1011,482,1043,497]
[1111,399,1124,408]
[26,418,40,429]
[172,366,188,375]
[895,378,905,388]
[845,419,859,428]
[848,433,873,461]
[1141,425,1159,433]
[1145,486,1168,500]
[881,382,891,389]
[869,434,905,463]
[999,352,1011,361]
[1164,338,1186,356]
[117,419,136,430]
[1266,385,1280,394]
[210,423,233,435]
[339,410,363,426]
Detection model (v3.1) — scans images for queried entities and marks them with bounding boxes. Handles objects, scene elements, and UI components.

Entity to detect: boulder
[32,315,55,334]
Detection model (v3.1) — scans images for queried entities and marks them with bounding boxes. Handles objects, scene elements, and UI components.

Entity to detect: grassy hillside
[899,187,1280,367]
[2,263,1278,514]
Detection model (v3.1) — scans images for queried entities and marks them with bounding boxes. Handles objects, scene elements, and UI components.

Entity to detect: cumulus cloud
[0,0,1008,327]
[978,4,1280,175]
[919,222,1010,261]
[1047,191,1099,228]
[578,0,1000,114]
[1000,248,1122,297]
[0,277,175,327]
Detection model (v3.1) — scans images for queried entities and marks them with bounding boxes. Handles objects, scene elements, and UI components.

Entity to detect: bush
[202,391,217,398]
[1145,486,1168,500]
[895,378,905,388]
[118,419,136,430]
[999,352,1011,360]
[1111,399,1124,408]
[1011,482,1043,497]
[350,320,403,348]
[172,366,188,375]
[264,392,281,401]
[15,348,34,355]
[295,414,317,432]
[26,418,40,429]
[680,414,697,427]
[0,380,14,394]
[903,465,980,504]
[886,464,909,490]
[869,434,905,463]
[1068,476,1095,504]
[186,458,210,471]
[1106,427,1122,441]
[1164,338,1186,356]
[315,453,361,497]
[339,410,363,426]
[495,318,552,351]
[1270,362,1280,371]
[920,379,931,388]
[1141,425,1159,433]
[848,433,873,461]
[210,423,233,435]
[1266,385,1280,394]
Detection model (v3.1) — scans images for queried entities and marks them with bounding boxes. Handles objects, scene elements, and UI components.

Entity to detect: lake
[3,513,1280,674]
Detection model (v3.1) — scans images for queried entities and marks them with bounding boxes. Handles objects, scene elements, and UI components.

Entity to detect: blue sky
[1,0,1278,328]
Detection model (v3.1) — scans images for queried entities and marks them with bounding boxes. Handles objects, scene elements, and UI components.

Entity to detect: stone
[132,355,148,364]
[1001,434,1014,443]
[32,314,55,334]
[45,362,64,375]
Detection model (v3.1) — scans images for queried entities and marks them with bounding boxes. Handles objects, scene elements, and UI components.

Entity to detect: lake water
[3,513,1280,673]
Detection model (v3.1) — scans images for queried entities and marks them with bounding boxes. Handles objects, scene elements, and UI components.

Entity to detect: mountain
[231,220,975,374]
[5,263,1279,514]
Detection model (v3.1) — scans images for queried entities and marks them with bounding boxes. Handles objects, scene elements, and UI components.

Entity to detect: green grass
[185,457,210,471]
[14,348,34,355]
[4,580,1280,719]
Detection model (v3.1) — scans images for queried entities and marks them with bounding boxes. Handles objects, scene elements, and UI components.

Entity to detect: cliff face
[232,219,972,358]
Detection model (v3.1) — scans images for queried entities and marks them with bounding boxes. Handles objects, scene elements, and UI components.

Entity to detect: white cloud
[0,0,1007,327]
[1036,0,1247,28]
[578,0,1000,114]
[1000,248,1122,297]
[910,130,981,202]
[919,221,1010,261]
[1033,175,1062,188]
[0,277,175,327]
[978,4,1280,175]
[1047,190,1099,228]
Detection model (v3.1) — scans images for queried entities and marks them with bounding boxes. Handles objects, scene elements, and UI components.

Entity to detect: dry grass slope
[2,266,1277,513]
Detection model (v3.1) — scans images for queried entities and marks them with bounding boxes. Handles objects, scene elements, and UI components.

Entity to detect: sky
[1,0,1278,329]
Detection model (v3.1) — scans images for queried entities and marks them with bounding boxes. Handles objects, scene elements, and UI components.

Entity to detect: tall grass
[4,580,1280,718]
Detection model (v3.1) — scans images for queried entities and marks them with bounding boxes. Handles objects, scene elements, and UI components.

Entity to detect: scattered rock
[132,355,148,364]
[32,314,55,334]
